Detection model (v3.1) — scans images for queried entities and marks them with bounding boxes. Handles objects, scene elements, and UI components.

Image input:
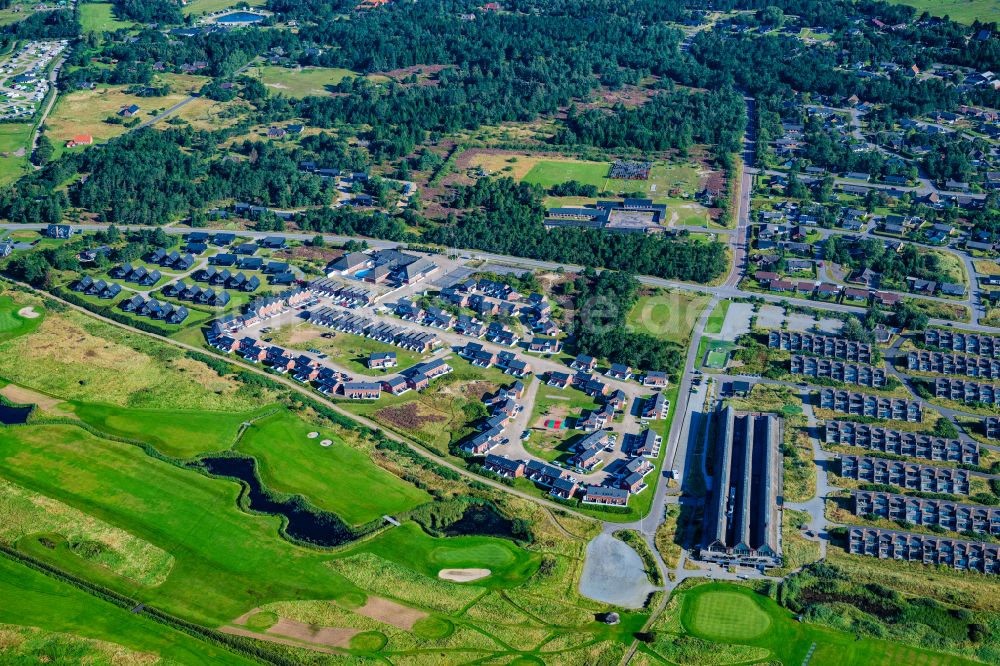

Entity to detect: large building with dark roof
[818,389,922,422]
[934,377,1000,405]
[908,350,1000,380]
[700,407,782,568]
[544,199,669,234]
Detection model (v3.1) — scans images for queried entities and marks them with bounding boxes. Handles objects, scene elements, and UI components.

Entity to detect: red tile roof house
[770,279,794,292]
[643,371,669,388]
[547,371,572,389]
[342,382,382,399]
[382,376,410,395]
[874,291,901,307]
[583,485,629,506]
[66,134,93,148]
[368,351,397,370]
[483,454,525,478]
[844,287,870,302]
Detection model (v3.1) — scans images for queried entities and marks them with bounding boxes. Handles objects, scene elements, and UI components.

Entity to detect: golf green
[685,589,772,641]
[0,295,42,343]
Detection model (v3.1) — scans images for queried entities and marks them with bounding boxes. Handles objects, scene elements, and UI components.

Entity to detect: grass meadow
[0,556,258,665]
[890,0,1000,24]
[79,2,134,33]
[626,290,711,346]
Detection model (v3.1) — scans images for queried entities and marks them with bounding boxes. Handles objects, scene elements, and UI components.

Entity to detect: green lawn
[234,409,432,526]
[0,294,42,342]
[704,300,730,335]
[0,555,257,665]
[79,2,133,32]
[626,291,711,346]
[522,160,611,189]
[524,388,599,463]
[522,159,704,201]
[890,0,1000,23]
[674,583,980,666]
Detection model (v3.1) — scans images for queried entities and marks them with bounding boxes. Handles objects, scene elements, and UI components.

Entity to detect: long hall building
[701,407,782,568]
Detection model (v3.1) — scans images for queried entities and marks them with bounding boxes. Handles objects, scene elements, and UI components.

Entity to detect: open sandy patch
[267,618,358,648]
[439,568,491,582]
[356,596,427,630]
[220,626,340,655]
[0,384,72,417]
[285,326,323,345]
[16,306,40,319]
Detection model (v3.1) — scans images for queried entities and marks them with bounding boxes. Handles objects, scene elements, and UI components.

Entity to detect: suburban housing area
[3,0,1000,664]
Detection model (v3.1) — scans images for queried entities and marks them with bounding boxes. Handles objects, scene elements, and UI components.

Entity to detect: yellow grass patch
[0,478,175,586]
[975,260,1000,276]
[0,625,159,665]
[356,596,428,630]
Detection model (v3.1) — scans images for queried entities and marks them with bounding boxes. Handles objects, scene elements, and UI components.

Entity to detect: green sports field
[670,584,982,666]
[626,291,711,346]
[704,300,731,335]
[522,159,704,200]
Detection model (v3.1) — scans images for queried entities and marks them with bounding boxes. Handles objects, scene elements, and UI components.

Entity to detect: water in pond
[199,456,357,547]
[216,11,265,23]
[442,503,517,539]
[0,404,31,425]
[579,533,656,608]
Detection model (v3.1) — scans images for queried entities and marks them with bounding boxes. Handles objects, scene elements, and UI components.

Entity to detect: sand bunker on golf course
[17,307,40,319]
[438,568,491,582]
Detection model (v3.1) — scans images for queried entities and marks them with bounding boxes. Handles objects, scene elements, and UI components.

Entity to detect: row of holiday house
[71,275,122,300]
[848,527,1000,575]
[754,272,902,307]
[768,331,873,363]
[853,490,1000,537]
[211,333,453,400]
[790,355,887,388]
[839,455,970,495]
[479,449,655,506]
[818,389,923,422]
[825,420,979,464]
[935,377,1000,405]
[309,307,442,353]
[908,350,1000,380]
[120,296,189,324]
[925,329,1000,358]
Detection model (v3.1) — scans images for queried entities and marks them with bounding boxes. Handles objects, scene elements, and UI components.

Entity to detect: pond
[216,11,265,24]
[0,404,31,425]
[442,503,517,540]
[578,533,656,608]
[199,456,358,547]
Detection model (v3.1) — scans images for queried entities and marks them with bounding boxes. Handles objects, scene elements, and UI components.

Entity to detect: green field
[0,122,33,185]
[0,294,42,342]
[626,291,711,346]
[269,323,425,375]
[890,0,1000,24]
[521,159,704,200]
[705,349,729,369]
[704,300,730,335]
[182,0,267,15]
[0,556,256,665]
[235,409,432,525]
[79,2,133,32]
[246,65,366,98]
[670,583,982,666]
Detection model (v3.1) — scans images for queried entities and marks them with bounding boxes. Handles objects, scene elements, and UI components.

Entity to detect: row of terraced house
[207,288,316,338]
[935,377,1000,405]
[853,491,1000,537]
[848,527,1000,575]
[924,329,1000,358]
[790,356,887,388]
[818,389,922,422]
[908,350,1000,379]
[307,307,441,353]
[768,331,873,363]
[824,420,979,464]
[839,456,970,495]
